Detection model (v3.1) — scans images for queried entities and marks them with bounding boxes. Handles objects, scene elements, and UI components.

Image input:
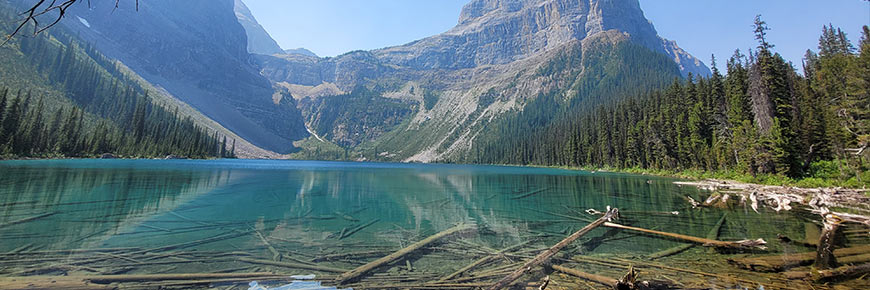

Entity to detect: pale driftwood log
[336,223,475,284]
[487,208,618,290]
[647,213,726,259]
[603,222,766,250]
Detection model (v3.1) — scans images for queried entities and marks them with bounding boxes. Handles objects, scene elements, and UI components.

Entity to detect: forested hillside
[469,19,870,187]
[0,6,234,159]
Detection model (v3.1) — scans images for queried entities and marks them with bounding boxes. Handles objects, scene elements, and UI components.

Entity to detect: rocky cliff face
[64,0,307,153]
[234,0,284,55]
[372,0,708,75]
[260,0,707,92]
[254,0,710,162]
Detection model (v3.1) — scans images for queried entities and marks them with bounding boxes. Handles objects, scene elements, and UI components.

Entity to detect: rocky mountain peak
[374,0,709,76]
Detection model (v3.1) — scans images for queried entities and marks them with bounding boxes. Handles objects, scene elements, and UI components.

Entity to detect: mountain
[16,0,710,161]
[234,0,284,55]
[254,0,710,162]
[62,0,307,154]
[284,48,319,57]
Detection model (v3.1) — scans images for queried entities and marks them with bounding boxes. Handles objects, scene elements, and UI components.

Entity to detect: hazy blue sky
[245,0,869,67]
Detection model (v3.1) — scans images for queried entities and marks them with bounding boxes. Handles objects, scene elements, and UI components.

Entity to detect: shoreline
[3,157,866,191]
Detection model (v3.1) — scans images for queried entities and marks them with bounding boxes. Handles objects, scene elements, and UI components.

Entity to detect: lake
[0,159,862,289]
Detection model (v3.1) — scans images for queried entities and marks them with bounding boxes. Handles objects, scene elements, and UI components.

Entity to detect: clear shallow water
[0,159,835,288]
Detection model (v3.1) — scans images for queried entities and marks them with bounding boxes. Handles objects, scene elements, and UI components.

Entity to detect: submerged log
[487,208,618,290]
[729,245,870,272]
[439,240,533,282]
[0,212,57,229]
[552,264,618,288]
[340,219,380,240]
[647,214,726,260]
[512,188,550,200]
[0,276,113,290]
[784,262,870,281]
[0,272,285,289]
[336,223,475,284]
[603,222,766,250]
[238,258,347,273]
[814,213,843,269]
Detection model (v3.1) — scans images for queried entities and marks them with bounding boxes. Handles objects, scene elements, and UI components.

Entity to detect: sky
[245,0,870,67]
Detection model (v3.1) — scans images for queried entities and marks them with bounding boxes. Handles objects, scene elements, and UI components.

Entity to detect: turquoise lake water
[0,159,831,288]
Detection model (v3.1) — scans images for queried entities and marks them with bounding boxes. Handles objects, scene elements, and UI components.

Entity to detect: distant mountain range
[24,0,711,160]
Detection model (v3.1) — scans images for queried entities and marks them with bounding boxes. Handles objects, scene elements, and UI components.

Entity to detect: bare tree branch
[2,0,138,46]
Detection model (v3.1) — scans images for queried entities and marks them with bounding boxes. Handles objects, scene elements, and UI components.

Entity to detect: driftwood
[676,180,870,217]
[729,245,870,272]
[487,208,618,290]
[603,222,766,250]
[647,214,726,259]
[336,223,475,284]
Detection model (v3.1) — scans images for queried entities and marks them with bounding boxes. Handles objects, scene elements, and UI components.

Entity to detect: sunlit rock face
[63,0,307,154]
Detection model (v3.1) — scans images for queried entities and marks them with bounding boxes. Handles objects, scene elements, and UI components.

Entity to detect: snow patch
[77,16,90,28]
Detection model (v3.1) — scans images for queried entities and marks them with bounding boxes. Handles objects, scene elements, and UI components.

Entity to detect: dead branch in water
[487,207,618,290]
[336,223,475,284]
[603,222,766,250]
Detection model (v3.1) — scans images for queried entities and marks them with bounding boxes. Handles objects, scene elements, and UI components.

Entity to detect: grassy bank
[552,159,869,189]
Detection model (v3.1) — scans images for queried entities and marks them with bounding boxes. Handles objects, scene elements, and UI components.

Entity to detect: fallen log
[487,208,618,290]
[313,250,395,262]
[784,262,870,281]
[603,222,766,250]
[253,229,282,261]
[647,213,726,260]
[551,264,618,288]
[0,272,285,288]
[728,245,870,272]
[0,276,113,290]
[814,213,843,269]
[439,240,533,282]
[575,255,779,289]
[238,258,347,273]
[340,219,380,240]
[336,223,475,284]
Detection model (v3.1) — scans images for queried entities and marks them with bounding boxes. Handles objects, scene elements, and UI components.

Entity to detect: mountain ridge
[248,0,709,162]
[234,0,284,55]
[62,0,308,154]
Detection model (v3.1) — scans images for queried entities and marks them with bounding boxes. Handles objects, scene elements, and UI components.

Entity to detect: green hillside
[0,6,234,159]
